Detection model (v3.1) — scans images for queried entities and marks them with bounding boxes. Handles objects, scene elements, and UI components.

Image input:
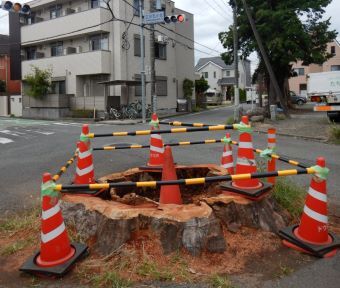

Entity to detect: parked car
[290,91,307,106]
[204,89,222,105]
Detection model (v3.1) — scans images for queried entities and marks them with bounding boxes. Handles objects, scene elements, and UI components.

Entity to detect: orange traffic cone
[280,157,339,258]
[267,128,276,184]
[219,116,272,200]
[221,133,234,174]
[147,113,164,167]
[233,116,260,189]
[74,141,95,184]
[37,173,75,267]
[20,173,88,276]
[159,146,182,205]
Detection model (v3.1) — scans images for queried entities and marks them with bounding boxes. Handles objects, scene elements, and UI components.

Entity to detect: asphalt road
[1,105,340,215]
[1,105,340,287]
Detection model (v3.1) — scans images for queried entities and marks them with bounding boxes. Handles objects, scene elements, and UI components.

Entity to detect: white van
[204,89,222,105]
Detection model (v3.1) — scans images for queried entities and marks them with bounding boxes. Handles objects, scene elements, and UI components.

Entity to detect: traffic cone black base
[279,225,340,258]
[220,180,272,200]
[20,243,88,277]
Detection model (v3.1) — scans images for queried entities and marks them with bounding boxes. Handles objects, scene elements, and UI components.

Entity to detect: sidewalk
[100,110,191,125]
[252,105,335,142]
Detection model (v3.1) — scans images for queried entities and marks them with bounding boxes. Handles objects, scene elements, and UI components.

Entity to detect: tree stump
[61,165,289,256]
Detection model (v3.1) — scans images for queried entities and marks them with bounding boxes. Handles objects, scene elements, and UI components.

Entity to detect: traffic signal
[0,1,31,15]
[164,14,186,24]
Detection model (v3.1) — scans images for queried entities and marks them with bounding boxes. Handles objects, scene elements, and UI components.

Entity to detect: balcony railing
[21,7,111,44]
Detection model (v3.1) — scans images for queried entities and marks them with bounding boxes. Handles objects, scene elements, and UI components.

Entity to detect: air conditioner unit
[64,47,76,55]
[65,8,75,15]
[36,52,45,59]
[156,35,168,44]
[77,46,83,53]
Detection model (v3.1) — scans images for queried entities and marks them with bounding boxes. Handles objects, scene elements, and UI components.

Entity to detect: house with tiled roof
[195,56,251,100]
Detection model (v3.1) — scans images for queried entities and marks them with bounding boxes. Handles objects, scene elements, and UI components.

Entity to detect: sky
[1,0,340,70]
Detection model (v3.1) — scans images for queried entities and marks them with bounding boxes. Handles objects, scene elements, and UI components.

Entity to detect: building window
[90,0,105,9]
[134,34,145,57]
[155,42,167,60]
[90,34,109,51]
[294,68,305,76]
[156,76,168,96]
[50,81,66,94]
[214,71,216,78]
[50,4,62,19]
[26,47,37,60]
[51,42,63,56]
[133,0,144,16]
[202,72,208,79]
[331,46,336,55]
[331,65,340,71]
[134,74,142,96]
[226,70,230,77]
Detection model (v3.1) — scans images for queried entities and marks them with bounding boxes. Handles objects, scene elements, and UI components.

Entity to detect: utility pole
[232,0,240,122]
[150,1,157,114]
[240,0,289,116]
[139,0,146,123]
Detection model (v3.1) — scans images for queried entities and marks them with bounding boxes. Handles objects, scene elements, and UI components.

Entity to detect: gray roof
[217,78,236,86]
[195,57,234,71]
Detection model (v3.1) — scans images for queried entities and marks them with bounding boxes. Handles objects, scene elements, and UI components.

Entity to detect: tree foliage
[219,0,337,107]
[195,76,209,94]
[24,66,52,99]
[183,78,194,99]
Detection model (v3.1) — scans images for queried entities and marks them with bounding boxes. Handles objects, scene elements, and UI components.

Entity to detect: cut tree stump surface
[61,165,289,256]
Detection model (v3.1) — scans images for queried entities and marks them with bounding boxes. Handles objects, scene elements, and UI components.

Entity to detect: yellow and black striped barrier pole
[56,167,315,194]
[86,124,242,138]
[52,151,78,182]
[159,121,214,127]
[93,139,309,169]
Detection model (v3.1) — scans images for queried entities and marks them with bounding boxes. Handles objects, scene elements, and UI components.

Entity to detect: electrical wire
[205,1,228,19]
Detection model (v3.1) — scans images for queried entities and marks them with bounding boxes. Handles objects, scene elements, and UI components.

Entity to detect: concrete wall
[0,96,8,116]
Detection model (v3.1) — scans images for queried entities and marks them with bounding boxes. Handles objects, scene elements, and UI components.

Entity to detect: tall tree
[219,0,337,110]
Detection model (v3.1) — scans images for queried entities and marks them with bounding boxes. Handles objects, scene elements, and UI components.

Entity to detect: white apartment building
[195,57,251,100]
[20,0,195,118]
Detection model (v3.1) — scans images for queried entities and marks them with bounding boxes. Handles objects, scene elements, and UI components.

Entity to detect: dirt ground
[1,212,339,288]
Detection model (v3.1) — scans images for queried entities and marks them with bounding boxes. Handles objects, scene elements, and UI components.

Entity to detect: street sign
[144,11,165,25]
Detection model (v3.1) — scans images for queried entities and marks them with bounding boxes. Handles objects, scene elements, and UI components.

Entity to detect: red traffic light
[164,14,186,24]
[177,14,186,23]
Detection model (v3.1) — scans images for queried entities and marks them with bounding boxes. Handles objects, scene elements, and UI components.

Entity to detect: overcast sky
[1,0,339,69]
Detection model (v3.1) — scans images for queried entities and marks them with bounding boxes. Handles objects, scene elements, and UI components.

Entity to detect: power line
[121,0,224,54]
[205,1,228,19]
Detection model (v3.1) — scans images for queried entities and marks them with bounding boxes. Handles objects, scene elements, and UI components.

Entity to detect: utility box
[176,99,187,112]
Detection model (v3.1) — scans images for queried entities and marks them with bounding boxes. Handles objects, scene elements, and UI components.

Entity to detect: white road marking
[30,130,55,135]
[0,137,13,144]
[0,130,22,137]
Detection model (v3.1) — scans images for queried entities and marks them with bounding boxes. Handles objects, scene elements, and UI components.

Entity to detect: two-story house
[195,56,251,101]
[289,40,340,97]
[20,0,195,119]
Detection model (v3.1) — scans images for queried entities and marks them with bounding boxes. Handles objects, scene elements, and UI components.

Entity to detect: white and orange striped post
[267,128,276,184]
[147,113,164,167]
[221,133,234,174]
